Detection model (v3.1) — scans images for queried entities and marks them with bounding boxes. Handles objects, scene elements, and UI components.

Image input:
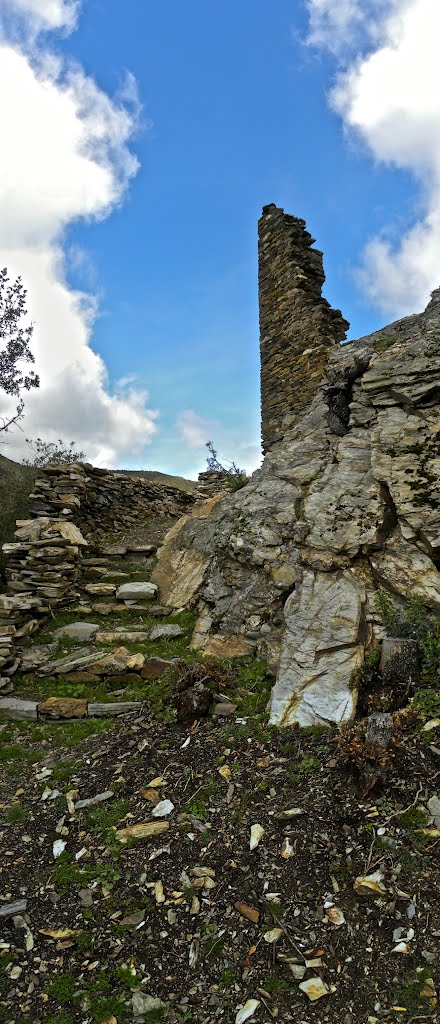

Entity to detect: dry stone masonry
[0,465,194,693]
[259,204,349,453]
[152,206,440,728]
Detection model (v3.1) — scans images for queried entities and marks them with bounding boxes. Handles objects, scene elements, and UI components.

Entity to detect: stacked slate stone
[76,466,194,540]
[0,594,48,693]
[27,463,194,542]
[1,461,195,692]
[3,518,87,604]
[1,516,87,692]
[196,470,232,499]
[28,462,87,518]
[258,204,349,453]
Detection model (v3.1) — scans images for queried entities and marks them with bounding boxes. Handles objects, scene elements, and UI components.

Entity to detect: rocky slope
[152,291,440,727]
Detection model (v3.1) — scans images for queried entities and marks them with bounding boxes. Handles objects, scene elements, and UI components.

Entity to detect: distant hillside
[117,469,198,494]
[0,453,36,577]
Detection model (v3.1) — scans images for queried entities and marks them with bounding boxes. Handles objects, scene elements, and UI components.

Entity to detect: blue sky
[1,0,439,475]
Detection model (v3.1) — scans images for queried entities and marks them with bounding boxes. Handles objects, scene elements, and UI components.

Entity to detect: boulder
[269,571,365,727]
[151,284,440,725]
[39,697,88,719]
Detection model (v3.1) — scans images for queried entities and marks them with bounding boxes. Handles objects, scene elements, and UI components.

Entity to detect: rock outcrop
[152,210,440,727]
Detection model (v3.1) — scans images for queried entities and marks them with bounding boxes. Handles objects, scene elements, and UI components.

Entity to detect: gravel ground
[0,692,439,1024]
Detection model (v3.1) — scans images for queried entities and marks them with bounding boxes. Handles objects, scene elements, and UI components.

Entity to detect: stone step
[0,695,143,721]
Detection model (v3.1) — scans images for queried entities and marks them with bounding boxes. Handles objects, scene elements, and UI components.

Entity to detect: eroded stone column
[259,204,349,452]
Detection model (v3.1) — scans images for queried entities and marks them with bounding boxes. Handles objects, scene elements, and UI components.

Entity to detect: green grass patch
[298,755,321,774]
[262,974,289,995]
[85,798,130,835]
[2,803,30,824]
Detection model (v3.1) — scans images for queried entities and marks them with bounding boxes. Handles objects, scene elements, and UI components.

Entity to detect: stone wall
[259,204,349,453]
[196,470,233,499]
[28,463,194,541]
[0,464,194,692]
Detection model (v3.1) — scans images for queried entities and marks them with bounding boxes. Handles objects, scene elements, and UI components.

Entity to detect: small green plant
[205,440,249,490]
[202,933,225,961]
[221,968,236,985]
[398,807,429,830]
[298,755,320,774]
[3,803,30,824]
[86,798,130,835]
[393,967,436,1014]
[264,900,287,925]
[47,972,77,1005]
[143,1009,168,1023]
[376,590,440,685]
[413,688,440,718]
[262,974,288,995]
[89,994,128,1023]
[115,965,139,989]
[374,333,397,353]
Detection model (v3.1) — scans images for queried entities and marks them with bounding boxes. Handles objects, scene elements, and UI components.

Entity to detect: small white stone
[249,824,265,850]
[235,998,260,1023]
[152,800,174,818]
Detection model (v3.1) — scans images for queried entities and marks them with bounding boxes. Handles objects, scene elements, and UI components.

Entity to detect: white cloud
[0,6,158,466]
[177,410,214,449]
[0,0,79,35]
[305,0,396,54]
[175,413,263,478]
[306,0,440,316]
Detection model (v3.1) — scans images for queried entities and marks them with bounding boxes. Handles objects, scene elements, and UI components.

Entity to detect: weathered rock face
[153,217,440,727]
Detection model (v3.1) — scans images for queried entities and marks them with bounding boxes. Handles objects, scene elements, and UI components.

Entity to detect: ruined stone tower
[258,204,349,452]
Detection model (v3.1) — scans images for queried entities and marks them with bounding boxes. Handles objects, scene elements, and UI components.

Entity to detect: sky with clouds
[0,0,438,476]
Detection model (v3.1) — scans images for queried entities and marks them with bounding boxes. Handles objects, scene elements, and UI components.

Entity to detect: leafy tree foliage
[0,268,39,432]
[22,437,85,468]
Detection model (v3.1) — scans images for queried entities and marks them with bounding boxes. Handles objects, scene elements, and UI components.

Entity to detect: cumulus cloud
[0,4,158,466]
[306,0,440,316]
[177,410,214,449]
[0,0,79,35]
[305,0,396,53]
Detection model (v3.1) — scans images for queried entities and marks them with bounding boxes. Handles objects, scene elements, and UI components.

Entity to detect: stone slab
[0,697,38,720]
[95,631,150,644]
[88,701,143,717]
[116,582,158,601]
[0,900,27,919]
[150,624,183,641]
[54,621,101,641]
[84,584,116,596]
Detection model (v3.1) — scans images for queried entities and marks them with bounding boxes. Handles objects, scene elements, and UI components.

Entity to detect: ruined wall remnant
[259,204,349,453]
[0,465,195,691]
[152,207,440,727]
